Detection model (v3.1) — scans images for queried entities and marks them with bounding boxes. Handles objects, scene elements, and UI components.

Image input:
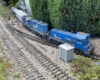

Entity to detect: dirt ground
[91,37,100,55]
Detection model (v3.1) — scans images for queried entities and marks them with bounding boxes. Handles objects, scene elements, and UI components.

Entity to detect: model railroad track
[88,54,100,60]
[15,28,58,48]
[9,27,71,80]
[1,16,100,80]
[75,51,100,60]
[1,16,72,80]
[0,20,45,80]
[6,22,58,48]
[2,16,57,48]
[11,25,100,60]
[2,16,100,61]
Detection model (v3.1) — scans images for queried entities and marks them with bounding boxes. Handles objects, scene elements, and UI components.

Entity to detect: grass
[0,57,11,80]
[70,56,100,80]
[0,57,3,63]
[13,73,20,78]
[0,1,14,18]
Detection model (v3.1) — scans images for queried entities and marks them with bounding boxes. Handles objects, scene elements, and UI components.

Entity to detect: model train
[12,7,94,55]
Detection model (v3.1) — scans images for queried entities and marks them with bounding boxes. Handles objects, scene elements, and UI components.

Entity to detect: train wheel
[50,39,54,44]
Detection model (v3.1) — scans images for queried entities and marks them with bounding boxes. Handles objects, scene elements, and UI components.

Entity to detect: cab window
[38,24,42,27]
[77,39,82,42]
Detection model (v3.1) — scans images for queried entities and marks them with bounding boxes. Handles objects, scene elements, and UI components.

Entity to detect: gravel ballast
[0,15,100,80]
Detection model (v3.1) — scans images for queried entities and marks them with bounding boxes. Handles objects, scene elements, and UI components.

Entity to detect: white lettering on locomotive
[33,24,38,28]
[54,34,62,40]
[65,37,71,41]
[77,42,81,44]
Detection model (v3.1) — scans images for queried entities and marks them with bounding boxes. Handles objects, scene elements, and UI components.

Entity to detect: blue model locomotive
[49,29,93,55]
[12,7,94,55]
[24,16,49,37]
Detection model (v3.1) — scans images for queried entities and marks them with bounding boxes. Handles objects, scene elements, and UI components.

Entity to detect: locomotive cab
[75,32,93,55]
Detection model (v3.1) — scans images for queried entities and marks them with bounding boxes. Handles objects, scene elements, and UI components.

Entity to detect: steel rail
[0,15,71,80]
[20,36,71,80]
[0,29,44,80]
[3,15,100,80]
[7,23,58,48]
[6,21,71,80]
[0,35,31,80]
[0,16,45,80]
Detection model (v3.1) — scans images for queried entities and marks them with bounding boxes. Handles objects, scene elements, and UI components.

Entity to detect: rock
[2,1,7,6]
[7,76,15,80]
[3,57,7,62]
[93,77,98,80]
[0,50,5,58]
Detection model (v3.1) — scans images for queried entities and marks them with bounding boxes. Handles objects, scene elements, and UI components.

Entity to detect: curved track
[7,23,58,48]
[0,17,44,80]
[8,22,100,61]
[1,35,44,80]
[1,15,100,80]
[13,33,71,80]
[1,16,72,80]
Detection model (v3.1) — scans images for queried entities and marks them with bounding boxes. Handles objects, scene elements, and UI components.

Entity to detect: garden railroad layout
[0,14,100,80]
[0,16,76,80]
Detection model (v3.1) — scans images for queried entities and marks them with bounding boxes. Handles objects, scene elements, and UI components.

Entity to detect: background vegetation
[2,0,9,2]
[29,0,100,36]
[0,0,14,18]
[29,0,52,29]
[0,57,11,80]
[10,0,18,6]
[70,56,100,80]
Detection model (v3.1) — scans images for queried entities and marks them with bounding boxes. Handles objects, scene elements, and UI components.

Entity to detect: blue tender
[49,29,93,55]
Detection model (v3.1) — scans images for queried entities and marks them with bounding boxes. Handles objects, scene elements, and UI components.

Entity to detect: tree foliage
[29,0,100,36]
[0,57,11,80]
[71,56,100,80]
[10,0,19,6]
[2,0,9,2]
[29,0,52,29]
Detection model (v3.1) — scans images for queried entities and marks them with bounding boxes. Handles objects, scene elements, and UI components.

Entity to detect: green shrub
[2,0,9,2]
[48,0,100,36]
[15,0,21,8]
[10,0,19,6]
[0,57,11,80]
[0,57,3,63]
[29,0,100,36]
[13,73,20,78]
[70,56,100,80]
[29,0,52,29]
